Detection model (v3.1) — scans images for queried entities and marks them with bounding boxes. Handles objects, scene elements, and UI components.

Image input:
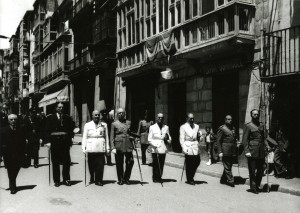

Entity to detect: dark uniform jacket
[110,120,133,152]
[242,121,268,159]
[217,125,237,156]
[24,117,43,153]
[45,113,74,164]
[0,126,27,166]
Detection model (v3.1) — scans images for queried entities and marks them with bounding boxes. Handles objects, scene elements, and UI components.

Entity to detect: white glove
[219,153,223,158]
[111,149,117,154]
[245,152,251,157]
[45,143,51,148]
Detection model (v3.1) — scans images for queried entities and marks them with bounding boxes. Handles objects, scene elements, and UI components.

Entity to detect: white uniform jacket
[148,123,172,154]
[82,121,110,153]
[180,123,201,155]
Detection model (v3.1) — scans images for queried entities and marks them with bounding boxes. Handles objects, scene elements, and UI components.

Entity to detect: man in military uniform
[24,107,43,168]
[45,102,74,187]
[242,109,270,194]
[110,108,134,185]
[179,113,201,185]
[217,115,238,187]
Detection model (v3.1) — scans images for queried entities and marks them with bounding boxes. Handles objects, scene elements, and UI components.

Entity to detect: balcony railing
[40,68,65,87]
[262,25,300,81]
[117,3,255,74]
[69,50,92,73]
[34,12,45,28]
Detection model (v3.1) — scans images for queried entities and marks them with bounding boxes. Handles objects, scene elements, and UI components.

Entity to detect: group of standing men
[0,100,270,195]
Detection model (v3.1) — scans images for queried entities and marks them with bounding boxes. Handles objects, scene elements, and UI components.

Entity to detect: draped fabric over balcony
[146,30,177,62]
[38,86,69,108]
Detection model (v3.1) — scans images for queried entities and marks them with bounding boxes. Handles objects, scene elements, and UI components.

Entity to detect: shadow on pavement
[71,162,79,166]
[68,180,82,186]
[33,163,49,168]
[261,183,280,192]
[16,185,37,191]
[161,178,177,183]
[234,176,247,185]
[39,157,49,159]
[129,180,149,185]
[102,180,116,185]
[194,180,208,185]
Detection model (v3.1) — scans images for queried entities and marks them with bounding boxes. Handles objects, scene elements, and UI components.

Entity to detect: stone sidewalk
[74,135,300,196]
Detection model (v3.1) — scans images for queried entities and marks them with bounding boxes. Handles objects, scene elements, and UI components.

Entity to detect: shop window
[184,28,190,46]
[193,0,198,17]
[185,0,190,20]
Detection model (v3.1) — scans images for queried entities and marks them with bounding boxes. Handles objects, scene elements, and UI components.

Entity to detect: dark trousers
[274,147,287,175]
[247,158,264,189]
[141,144,149,164]
[88,153,105,182]
[185,155,200,182]
[6,163,20,190]
[220,156,235,184]
[53,162,70,183]
[152,153,166,180]
[115,151,134,181]
[29,153,39,165]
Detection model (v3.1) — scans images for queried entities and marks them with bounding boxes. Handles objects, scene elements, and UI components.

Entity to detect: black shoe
[227,182,235,187]
[185,181,195,185]
[142,162,146,165]
[34,164,38,168]
[64,180,71,186]
[95,182,103,186]
[10,189,17,194]
[220,180,227,184]
[148,163,153,167]
[54,182,60,187]
[250,188,258,194]
[89,180,95,184]
[124,180,130,185]
[107,163,113,166]
[117,180,124,185]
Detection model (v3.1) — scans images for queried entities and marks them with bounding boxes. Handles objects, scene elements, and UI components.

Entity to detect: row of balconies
[117,3,255,74]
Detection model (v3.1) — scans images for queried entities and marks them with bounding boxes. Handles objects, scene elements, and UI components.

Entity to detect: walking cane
[85,153,87,187]
[180,159,186,182]
[266,153,270,193]
[131,138,143,184]
[48,147,51,186]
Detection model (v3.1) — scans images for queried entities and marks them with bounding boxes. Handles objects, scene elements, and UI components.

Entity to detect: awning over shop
[38,86,69,108]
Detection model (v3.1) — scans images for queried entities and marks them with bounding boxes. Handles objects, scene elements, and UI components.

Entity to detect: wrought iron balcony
[261,25,300,82]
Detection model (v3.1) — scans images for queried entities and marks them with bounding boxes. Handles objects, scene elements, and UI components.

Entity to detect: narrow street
[1,145,299,213]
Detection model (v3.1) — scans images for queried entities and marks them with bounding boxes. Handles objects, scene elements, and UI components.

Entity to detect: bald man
[0,114,27,194]
[110,108,134,185]
[148,113,172,183]
[179,113,201,185]
[82,110,110,186]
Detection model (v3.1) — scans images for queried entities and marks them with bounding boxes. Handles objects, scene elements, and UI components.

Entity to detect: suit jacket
[148,123,172,154]
[82,121,110,153]
[242,122,268,159]
[179,123,200,155]
[45,113,74,146]
[0,126,26,166]
[217,125,238,156]
[110,120,133,152]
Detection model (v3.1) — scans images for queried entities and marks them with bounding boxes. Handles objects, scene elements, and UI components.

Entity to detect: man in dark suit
[110,108,134,185]
[24,107,43,168]
[0,114,27,194]
[217,115,238,187]
[242,109,270,194]
[45,102,74,187]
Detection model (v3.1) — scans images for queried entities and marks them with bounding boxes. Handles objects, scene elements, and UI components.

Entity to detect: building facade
[68,0,117,131]
[115,0,255,158]
[257,0,300,176]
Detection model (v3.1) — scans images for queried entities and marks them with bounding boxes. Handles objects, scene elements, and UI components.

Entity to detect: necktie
[59,114,63,126]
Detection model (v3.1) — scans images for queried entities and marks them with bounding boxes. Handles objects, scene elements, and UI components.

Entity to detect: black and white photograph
[0,0,300,212]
